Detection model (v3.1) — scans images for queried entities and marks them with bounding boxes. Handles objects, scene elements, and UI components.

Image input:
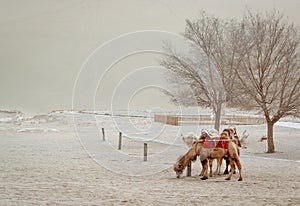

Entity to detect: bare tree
[162,42,226,131]
[162,10,299,153]
[233,10,300,153]
[161,12,239,131]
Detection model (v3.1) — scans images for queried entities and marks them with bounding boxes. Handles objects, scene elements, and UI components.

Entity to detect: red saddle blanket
[203,138,217,148]
[203,137,229,149]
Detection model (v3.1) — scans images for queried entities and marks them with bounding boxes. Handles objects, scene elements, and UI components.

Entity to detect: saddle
[203,137,229,149]
[216,136,229,149]
[202,137,216,148]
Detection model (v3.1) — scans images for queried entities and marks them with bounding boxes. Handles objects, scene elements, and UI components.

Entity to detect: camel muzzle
[176,170,183,178]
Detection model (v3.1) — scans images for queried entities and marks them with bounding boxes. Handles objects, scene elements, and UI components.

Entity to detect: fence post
[102,128,105,141]
[186,161,191,177]
[144,143,147,161]
[118,132,122,150]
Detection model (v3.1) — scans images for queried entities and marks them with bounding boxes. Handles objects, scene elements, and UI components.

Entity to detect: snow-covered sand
[0,110,299,205]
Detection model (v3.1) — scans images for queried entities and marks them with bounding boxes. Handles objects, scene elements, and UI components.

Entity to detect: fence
[154,115,180,126]
[154,114,265,126]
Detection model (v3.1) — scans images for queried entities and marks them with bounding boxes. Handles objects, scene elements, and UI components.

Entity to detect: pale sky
[1,0,299,113]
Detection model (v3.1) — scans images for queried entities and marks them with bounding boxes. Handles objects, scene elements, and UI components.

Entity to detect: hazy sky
[1,0,300,113]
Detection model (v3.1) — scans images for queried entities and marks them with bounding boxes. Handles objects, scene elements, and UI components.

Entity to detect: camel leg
[217,158,223,175]
[213,158,219,176]
[213,158,222,176]
[200,159,208,180]
[234,157,243,181]
[229,155,237,174]
[209,159,213,177]
[223,157,229,174]
[199,159,205,176]
[232,162,236,174]
[225,157,235,181]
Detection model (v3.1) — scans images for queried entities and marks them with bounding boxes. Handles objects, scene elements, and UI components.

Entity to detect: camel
[181,129,229,177]
[175,129,243,181]
[182,130,223,177]
[223,127,243,174]
[198,129,235,179]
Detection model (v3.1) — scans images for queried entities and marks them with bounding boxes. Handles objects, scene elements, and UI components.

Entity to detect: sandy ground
[0,112,299,205]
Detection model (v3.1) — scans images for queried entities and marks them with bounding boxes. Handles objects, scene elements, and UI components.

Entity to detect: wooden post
[144,143,147,161]
[102,128,105,141]
[186,161,191,177]
[118,132,122,150]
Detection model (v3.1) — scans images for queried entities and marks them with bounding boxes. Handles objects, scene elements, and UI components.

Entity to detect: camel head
[226,127,242,147]
[173,153,189,178]
[173,160,184,178]
[174,140,203,178]
[222,129,231,139]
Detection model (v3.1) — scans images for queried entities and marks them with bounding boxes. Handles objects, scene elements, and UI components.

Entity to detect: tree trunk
[266,120,275,153]
[214,103,222,132]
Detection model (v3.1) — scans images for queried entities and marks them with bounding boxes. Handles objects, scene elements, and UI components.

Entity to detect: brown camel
[181,129,231,177]
[198,129,232,179]
[223,128,242,174]
[174,129,243,181]
[182,130,223,177]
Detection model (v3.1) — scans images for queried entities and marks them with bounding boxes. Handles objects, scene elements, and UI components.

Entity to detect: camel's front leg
[199,159,205,176]
[209,159,213,177]
[213,158,219,176]
[200,159,208,180]
[214,158,223,175]
[213,158,219,175]
[223,157,229,174]
[225,157,235,181]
